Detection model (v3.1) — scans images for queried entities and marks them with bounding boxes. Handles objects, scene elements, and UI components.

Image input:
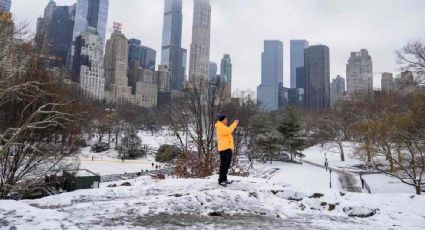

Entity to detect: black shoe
[218,182,227,187]
[224,180,233,184]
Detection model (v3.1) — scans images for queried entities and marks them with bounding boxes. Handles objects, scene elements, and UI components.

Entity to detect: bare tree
[169,79,227,177]
[396,39,425,85]
[0,20,80,198]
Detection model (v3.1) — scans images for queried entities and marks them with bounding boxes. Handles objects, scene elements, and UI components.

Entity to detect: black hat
[217,114,227,121]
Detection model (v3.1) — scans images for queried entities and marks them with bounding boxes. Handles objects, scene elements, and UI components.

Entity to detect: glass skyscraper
[128,38,156,72]
[48,5,76,66]
[290,40,309,89]
[257,40,283,110]
[209,62,217,81]
[161,0,185,91]
[220,54,232,84]
[0,0,11,12]
[304,45,330,111]
[72,0,109,56]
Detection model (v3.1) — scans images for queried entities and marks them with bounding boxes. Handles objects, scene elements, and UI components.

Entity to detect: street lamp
[329,169,333,188]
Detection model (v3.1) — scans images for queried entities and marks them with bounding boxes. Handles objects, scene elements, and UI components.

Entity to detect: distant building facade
[381,72,394,93]
[128,38,157,71]
[48,5,76,66]
[72,0,109,60]
[220,54,232,99]
[0,0,11,12]
[290,40,308,88]
[155,65,171,92]
[104,30,132,103]
[257,40,283,111]
[304,45,330,111]
[330,75,345,106]
[209,62,217,81]
[189,0,211,83]
[346,49,373,95]
[72,27,105,99]
[161,0,185,91]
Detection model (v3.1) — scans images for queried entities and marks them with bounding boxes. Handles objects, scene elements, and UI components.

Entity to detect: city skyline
[10,0,425,92]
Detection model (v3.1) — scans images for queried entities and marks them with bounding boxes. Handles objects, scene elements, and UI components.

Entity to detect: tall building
[209,62,217,81]
[394,70,416,94]
[330,75,345,106]
[290,40,308,88]
[296,67,305,89]
[72,27,105,99]
[0,0,11,12]
[48,5,76,66]
[35,0,56,50]
[304,45,330,111]
[104,29,132,103]
[44,0,56,20]
[72,0,109,47]
[161,0,185,91]
[141,46,156,71]
[381,72,394,93]
[188,0,211,83]
[128,38,157,71]
[221,54,232,99]
[155,65,171,92]
[346,49,373,95]
[257,40,283,111]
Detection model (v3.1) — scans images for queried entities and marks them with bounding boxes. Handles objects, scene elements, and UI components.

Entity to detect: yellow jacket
[215,120,238,152]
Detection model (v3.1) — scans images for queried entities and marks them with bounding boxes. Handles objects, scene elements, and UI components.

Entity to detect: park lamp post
[329,169,333,188]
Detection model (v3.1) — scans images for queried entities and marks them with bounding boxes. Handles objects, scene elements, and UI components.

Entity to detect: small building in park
[62,169,100,192]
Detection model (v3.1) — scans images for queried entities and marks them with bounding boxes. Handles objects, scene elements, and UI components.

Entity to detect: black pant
[219,149,232,183]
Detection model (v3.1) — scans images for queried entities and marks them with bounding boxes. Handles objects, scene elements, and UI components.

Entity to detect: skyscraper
[161,0,185,91]
[221,54,232,99]
[381,72,394,93]
[290,40,309,88]
[48,5,76,66]
[209,62,217,81]
[346,49,373,95]
[35,0,56,50]
[72,27,105,99]
[155,65,171,92]
[189,0,211,83]
[140,46,156,71]
[72,0,109,45]
[71,0,108,66]
[296,67,305,89]
[257,40,283,110]
[0,0,11,12]
[104,29,132,102]
[330,75,345,106]
[128,39,157,71]
[304,45,330,111]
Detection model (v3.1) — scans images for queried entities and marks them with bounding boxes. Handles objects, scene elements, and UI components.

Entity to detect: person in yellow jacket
[215,114,238,186]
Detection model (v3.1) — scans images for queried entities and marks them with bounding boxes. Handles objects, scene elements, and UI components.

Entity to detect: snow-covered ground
[1,176,424,230]
[362,174,414,194]
[251,161,341,193]
[302,142,364,170]
[73,130,176,176]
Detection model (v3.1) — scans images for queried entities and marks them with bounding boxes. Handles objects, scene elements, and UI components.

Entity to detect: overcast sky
[10,0,425,92]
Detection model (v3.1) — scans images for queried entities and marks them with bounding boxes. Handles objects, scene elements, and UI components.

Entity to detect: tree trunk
[365,139,372,163]
[415,184,421,195]
[337,142,345,161]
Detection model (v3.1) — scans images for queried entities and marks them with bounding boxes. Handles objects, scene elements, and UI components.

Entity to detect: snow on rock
[343,206,379,218]
[1,176,424,229]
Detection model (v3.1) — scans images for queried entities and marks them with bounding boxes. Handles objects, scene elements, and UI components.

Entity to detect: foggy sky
[10,0,425,92]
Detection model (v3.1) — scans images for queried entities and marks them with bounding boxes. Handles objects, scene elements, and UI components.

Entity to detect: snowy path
[302,160,362,193]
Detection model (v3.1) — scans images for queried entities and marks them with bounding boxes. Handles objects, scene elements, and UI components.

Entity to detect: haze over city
[11,0,425,91]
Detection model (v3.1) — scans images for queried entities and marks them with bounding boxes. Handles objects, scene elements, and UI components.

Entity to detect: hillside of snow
[1,176,424,230]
